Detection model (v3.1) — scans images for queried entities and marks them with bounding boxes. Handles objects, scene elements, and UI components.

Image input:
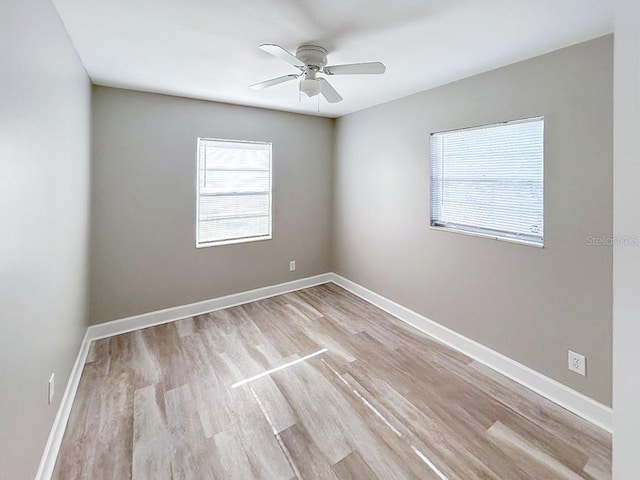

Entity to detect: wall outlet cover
[568,350,586,376]
[289,260,296,272]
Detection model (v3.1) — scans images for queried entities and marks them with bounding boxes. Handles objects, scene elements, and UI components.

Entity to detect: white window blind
[430,117,544,246]
[196,138,272,247]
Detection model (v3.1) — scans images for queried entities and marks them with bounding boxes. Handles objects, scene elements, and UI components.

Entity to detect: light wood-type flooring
[52,283,611,479]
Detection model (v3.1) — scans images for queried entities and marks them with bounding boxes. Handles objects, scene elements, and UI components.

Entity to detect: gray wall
[90,87,333,325]
[333,36,613,405]
[0,0,91,478]
[612,0,640,477]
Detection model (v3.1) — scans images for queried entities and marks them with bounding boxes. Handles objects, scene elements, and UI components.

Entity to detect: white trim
[35,330,92,480]
[87,273,333,341]
[195,137,273,249]
[429,225,544,248]
[329,273,612,432]
[195,234,272,249]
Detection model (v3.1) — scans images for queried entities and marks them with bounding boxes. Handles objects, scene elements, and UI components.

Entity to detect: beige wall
[90,87,333,325]
[612,0,640,477]
[332,36,613,405]
[0,0,91,477]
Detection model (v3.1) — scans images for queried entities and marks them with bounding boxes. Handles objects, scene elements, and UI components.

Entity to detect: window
[430,117,544,246]
[196,138,272,247]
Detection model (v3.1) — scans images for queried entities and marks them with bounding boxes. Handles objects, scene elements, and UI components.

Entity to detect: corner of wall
[328,116,339,273]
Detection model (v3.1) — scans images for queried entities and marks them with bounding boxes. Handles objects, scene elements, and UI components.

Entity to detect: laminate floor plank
[302,359,424,480]
[250,375,298,433]
[208,347,297,480]
[148,323,188,392]
[165,384,215,479]
[468,360,610,454]
[341,360,516,480]
[278,422,338,480]
[317,360,441,480]
[52,284,611,479]
[486,421,588,480]
[270,361,353,465]
[180,334,230,438]
[327,367,458,479]
[51,358,112,480]
[285,294,324,320]
[211,430,257,480]
[225,384,295,480]
[132,384,171,480]
[90,372,134,480]
[242,299,320,358]
[300,320,358,363]
[583,457,612,480]
[108,330,162,389]
[331,450,378,480]
[85,338,109,364]
[174,317,194,338]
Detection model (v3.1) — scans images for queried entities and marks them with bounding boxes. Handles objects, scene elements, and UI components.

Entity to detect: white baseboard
[35,330,92,480]
[329,273,613,432]
[87,273,334,341]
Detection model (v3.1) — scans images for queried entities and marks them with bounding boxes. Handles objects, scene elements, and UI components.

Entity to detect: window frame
[195,137,273,248]
[429,116,545,248]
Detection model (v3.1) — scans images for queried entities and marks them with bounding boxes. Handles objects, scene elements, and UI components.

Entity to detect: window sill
[196,235,272,248]
[429,225,544,248]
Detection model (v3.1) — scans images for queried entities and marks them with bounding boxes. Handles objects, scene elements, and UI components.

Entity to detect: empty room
[2,0,639,479]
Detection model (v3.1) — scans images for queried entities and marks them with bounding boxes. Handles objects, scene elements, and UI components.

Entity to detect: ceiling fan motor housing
[295,45,328,69]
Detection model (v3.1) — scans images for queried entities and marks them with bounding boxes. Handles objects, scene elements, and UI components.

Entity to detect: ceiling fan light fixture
[299,78,321,97]
[254,43,385,104]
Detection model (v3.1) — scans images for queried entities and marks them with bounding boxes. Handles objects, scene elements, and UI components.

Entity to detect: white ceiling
[51,0,613,118]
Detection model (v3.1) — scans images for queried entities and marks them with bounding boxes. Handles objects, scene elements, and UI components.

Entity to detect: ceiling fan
[250,44,386,103]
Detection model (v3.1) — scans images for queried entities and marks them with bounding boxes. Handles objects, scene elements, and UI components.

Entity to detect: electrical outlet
[289,260,296,272]
[568,350,586,376]
[48,373,55,405]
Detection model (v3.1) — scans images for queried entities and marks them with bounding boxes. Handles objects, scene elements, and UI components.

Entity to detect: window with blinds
[430,117,544,246]
[196,138,272,247]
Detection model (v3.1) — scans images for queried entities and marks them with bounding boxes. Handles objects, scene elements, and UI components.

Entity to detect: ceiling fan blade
[318,78,343,103]
[259,44,305,68]
[324,62,386,75]
[249,74,300,90]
